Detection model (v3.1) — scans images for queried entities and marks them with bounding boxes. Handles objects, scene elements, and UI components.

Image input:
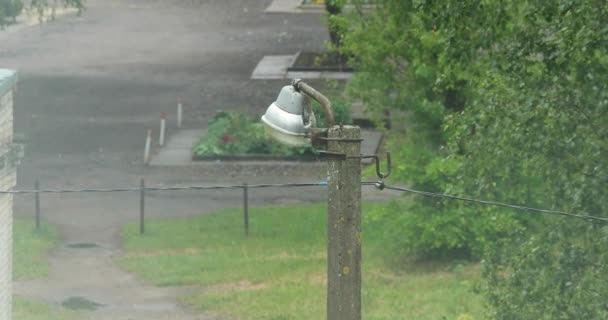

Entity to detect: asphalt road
[1,0,327,177]
[1,0,339,224]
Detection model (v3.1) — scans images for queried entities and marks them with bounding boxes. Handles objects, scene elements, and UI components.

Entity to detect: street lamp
[262,79,361,320]
[261,79,335,147]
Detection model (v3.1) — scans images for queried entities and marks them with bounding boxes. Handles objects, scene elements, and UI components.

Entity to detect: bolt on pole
[327,125,362,320]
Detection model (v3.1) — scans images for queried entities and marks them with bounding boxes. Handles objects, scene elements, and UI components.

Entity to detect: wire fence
[11,179,607,236]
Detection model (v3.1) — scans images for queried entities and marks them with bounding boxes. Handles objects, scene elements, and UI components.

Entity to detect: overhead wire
[0,180,604,223]
[371,181,608,223]
[0,182,328,194]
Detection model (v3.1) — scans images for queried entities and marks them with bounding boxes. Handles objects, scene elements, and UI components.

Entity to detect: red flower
[221,134,235,144]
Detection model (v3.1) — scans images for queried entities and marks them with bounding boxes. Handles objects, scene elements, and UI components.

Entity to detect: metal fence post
[243,183,249,236]
[35,180,40,231]
[140,178,145,235]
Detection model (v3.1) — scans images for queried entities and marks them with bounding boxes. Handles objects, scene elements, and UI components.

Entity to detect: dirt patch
[308,273,327,285]
[124,248,207,258]
[66,242,100,249]
[265,251,325,261]
[206,280,270,293]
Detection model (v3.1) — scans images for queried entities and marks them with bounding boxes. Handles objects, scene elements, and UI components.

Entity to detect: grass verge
[120,203,482,319]
[13,217,58,280]
[13,217,78,319]
[13,298,78,320]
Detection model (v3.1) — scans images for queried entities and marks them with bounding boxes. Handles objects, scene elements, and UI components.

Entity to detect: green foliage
[30,0,84,14]
[193,103,351,157]
[0,0,23,22]
[0,0,83,27]
[339,0,608,317]
[13,297,79,320]
[193,112,313,157]
[366,134,524,259]
[314,94,351,127]
[482,223,608,320]
[13,217,58,280]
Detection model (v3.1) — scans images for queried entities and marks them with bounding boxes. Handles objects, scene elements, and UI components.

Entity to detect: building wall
[0,70,17,320]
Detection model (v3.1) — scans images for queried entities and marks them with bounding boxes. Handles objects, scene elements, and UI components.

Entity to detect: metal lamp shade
[261,85,311,146]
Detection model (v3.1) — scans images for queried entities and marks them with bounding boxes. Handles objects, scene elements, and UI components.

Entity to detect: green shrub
[313,95,352,127]
[0,0,23,22]
[193,112,313,157]
[366,133,525,260]
[341,0,608,317]
[194,98,351,158]
[481,223,608,320]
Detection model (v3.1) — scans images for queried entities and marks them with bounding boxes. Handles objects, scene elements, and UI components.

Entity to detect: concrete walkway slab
[251,55,295,79]
[265,0,302,13]
[149,129,205,166]
[252,55,354,80]
[286,70,353,80]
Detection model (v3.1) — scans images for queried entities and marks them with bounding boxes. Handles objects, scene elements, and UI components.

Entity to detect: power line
[372,182,608,223]
[2,180,604,223]
[1,182,329,194]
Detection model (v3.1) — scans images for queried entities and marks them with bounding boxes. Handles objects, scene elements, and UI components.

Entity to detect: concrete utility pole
[327,125,361,320]
[261,80,364,320]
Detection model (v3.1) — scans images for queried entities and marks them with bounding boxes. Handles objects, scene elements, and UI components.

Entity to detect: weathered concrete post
[159,112,166,146]
[144,129,152,164]
[327,125,361,320]
[177,98,183,129]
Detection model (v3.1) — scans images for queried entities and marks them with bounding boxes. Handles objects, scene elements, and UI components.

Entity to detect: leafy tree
[339,0,608,317]
[0,0,83,27]
[325,0,345,50]
[339,0,518,258]
[1,0,23,22]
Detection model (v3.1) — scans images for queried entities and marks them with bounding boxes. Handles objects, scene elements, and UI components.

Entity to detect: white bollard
[159,113,166,146]
[177,98,183,129]
[144,129,152,164]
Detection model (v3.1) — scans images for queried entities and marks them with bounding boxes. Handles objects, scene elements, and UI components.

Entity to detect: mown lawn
[13,217,58,280]
[120,203,483,320]
[13,217,78,319]
[12,297,77,320]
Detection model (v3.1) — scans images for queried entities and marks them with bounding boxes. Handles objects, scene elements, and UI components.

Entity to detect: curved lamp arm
[292,79,335,128]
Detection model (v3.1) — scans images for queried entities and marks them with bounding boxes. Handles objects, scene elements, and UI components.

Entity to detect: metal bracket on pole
[317,151,392,180]
[357,152,391,179]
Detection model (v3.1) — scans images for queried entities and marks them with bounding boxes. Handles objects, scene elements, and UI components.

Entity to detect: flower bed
[193,99,351,160]
[193,112,315,160]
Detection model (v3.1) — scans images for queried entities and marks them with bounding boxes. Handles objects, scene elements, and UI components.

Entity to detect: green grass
[13,218,78,319]
[120,203,483,319]
[13,217,58,280]
[13,298,78,320]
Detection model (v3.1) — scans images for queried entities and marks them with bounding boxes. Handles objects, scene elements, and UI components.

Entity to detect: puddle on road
[65,242,100,249]
[62,296,104,311]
